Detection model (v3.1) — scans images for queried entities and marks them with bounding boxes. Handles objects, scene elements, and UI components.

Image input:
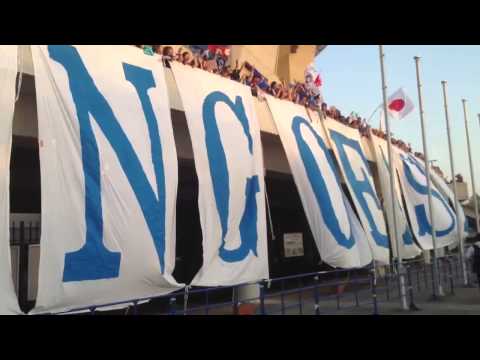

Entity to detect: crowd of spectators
[134,45,324,111]
[133,45,455,180]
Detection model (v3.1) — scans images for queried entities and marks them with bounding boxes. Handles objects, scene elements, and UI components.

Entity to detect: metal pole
[264,177,276,241]
[414,56,442,299]
[441,81,468,286]
[378,45,408,310]
[462,101,480,234]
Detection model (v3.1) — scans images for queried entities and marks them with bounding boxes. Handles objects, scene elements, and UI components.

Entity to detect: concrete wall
[288,45,317,83]
[229,45,280,82]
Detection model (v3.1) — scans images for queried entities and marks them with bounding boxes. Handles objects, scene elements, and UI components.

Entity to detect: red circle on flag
[388,99,405,112]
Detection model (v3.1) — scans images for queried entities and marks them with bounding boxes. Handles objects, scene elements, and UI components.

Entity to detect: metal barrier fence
[9,221,477,315]
[39,254,475,315]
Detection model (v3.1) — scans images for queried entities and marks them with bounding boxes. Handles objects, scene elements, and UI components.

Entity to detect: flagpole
[366,104,382,124]
[414,56,442,299]
[378,45,408,310]
[461,100,480,235]
[441,81,468,286]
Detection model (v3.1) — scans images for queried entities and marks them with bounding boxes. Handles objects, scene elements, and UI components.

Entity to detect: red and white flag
[379,88,415,130]
[208,45,231,57]
[385,88,414,120]
[304,63,322,96]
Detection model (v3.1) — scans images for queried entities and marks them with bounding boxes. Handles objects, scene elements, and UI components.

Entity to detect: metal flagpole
[441,81,468,286]
[378,45,408,310]
[462,100,480,234]
[414,56,442,299]
[366,104,382,124]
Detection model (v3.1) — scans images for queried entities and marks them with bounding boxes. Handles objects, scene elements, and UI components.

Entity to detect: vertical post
[169,296,177,315]
[18,221,29,312]
[132,301,138,315]
[259,280,266,315]
[205,289,209,315]
[264,179,276,241]
[448,259,455,295]
[353,272,359,307]
[378,45,408,310]
[406,265,420,311]
[441,81,468,286]
[232,286,239,315]
[462,101,480,234]
[414,56,442,300]
[370,269,379,315]
[313,275,320,315]
[385,270,390,300]
[298,278,303,315]
[335,271,341,309]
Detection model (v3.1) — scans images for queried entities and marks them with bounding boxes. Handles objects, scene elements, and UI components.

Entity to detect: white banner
[0,45,22,315]
[171,62,269,286]
[369,136,422,259]
[396,151,457,250]
[417,158,468,247]
[324,119,390,264]
[266,96,372,268]
[31,45,183,314]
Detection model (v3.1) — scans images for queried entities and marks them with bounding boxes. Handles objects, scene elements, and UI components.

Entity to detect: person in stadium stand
[180,51,194,66]
[162,46,175,64]
[214,48,228,72]
[269,81,281,97]
[229,60,243,82]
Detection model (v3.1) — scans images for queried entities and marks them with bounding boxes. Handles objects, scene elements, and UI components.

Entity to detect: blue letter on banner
[401,154,455,237]
[48,45,168,282]
[202,91,259,262]
[291,117,355,249]
[329,130,389,248]
[379,147,415,246]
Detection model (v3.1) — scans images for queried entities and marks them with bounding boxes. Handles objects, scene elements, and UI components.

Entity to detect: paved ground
[375,286,480,315]
[258,280,480,315]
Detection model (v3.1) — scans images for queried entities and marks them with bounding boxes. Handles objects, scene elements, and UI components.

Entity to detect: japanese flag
[304,63,322,95]
[386,88,414,120]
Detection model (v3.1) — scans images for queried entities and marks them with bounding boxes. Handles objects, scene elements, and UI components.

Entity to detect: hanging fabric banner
[427,166,467,243]
[428,166,466,250]
[0,45,22,315]
[266,96,372,268]
[31,45,183,314]
[417,156,464,246]
[369,135,422,259]
[395,151,457,250]
[323,119,390,264]
[170,62,269,286]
